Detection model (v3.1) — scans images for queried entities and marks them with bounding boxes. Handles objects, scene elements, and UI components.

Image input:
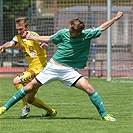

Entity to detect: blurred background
[0,0,132,81]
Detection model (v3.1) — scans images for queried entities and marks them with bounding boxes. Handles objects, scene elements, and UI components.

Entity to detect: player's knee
[26,93,35,104]
[26,98,34,104]
[24,79,41,93]
[25,82,35,93]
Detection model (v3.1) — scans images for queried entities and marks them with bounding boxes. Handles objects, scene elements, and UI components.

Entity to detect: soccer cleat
[42,109,57,118]
[0,106,6,115]
[20,107,30,118]
[102,114,116,121]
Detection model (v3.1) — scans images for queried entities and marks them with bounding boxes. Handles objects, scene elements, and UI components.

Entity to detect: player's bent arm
[40,43,49,50]
[99,11,123,31]
[26,34,51,43]
[0,41,15,50]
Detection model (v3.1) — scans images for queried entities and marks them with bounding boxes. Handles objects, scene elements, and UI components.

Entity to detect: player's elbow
[99,26,106,31]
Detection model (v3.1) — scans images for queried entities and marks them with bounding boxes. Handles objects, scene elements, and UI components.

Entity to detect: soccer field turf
[0,78,132,133]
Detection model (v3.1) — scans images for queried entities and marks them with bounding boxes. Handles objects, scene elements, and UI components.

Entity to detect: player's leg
[0,78,40,115]
[25,68,57,117]
[14,70,57,118]
[13,76,30,111]
[14,83,29,108]
[74,77,116,121]
[26,90,57,117]
[59,67,116,121]
[13,72,32,118]
[15,83,30,118]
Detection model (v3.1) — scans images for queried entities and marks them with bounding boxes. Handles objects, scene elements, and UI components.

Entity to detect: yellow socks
[15,84,52,112]
[31,98,52,112]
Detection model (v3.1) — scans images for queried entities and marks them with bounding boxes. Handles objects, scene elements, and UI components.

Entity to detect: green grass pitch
[0,78,132,133]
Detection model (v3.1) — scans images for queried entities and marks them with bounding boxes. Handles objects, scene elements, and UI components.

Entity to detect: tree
[4,0,30,11]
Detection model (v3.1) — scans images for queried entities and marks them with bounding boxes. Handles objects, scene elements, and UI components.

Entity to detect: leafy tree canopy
[3,0,30,12]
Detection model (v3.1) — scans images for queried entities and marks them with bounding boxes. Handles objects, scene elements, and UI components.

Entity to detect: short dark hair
[15,17,28,27]
[69,18,85,32]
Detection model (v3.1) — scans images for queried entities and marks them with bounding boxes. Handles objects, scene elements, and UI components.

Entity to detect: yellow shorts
[19,67,43,86]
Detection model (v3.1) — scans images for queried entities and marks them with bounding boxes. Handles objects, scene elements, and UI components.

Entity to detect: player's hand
[40,43,49,50]
[115,11,123,20]
[0,46,4,53]
[25,31,31,39]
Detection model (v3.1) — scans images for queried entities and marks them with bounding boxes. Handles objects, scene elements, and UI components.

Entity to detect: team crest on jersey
[82,38,85,41]
[29,46,34,51]
[29,46,36,58]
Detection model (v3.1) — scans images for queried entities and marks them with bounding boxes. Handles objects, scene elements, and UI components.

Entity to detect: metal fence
[0,0,132,80]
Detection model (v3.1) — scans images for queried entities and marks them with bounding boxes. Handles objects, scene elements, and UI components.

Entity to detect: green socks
[89,91,107,118]
[4,88,27,110]
[3,87,106,118]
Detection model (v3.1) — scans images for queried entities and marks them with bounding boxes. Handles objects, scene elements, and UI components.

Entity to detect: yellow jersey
[12,31,47,69]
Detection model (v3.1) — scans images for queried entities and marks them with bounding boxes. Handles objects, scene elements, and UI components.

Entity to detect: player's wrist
[0,48,4,53]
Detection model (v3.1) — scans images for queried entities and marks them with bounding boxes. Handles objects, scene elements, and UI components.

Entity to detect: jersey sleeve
[30,31,39,37]
[11,36,19,45]
[84,27,102,39]
[50,30,63,45]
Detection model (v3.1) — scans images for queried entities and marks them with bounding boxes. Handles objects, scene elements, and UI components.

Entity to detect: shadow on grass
[0,115,100,121]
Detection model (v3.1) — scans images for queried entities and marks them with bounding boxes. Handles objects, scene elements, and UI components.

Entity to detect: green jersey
[50,28,102,69]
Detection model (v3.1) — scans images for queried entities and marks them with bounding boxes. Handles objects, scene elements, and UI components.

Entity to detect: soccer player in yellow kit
[0,17,57,118]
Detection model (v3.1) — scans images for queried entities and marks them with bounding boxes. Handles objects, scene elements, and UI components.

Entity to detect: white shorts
[35,61,82,88]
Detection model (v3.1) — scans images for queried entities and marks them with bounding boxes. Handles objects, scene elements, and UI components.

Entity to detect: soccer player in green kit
[0,11,123,121]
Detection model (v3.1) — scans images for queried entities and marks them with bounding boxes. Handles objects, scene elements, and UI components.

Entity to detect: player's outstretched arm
[0,41,15,53]
[99,11,123,31]
[26,31,51,43]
